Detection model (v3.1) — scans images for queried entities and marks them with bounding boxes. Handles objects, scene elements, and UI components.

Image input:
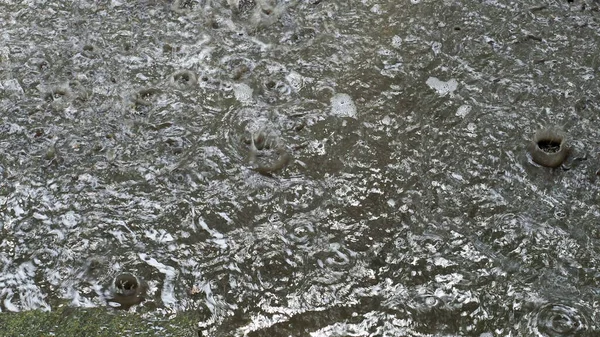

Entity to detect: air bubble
[134,88,161,107]
[407,293,444,313]
[172,0,201,13]
[528,128,569,168]
[107,273,146,310]
[27,58,49,72]
[283,27,316,44]
[169,70,197,89]
[163,44,174,54]
[43,86,72,102]
[82,44,98,58]
[554,209,567,219]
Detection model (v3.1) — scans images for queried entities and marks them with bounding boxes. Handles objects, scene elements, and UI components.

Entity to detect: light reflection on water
[1,0,599,335]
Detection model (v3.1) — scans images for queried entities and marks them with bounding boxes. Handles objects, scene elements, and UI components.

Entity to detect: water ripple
[529,303,591,337]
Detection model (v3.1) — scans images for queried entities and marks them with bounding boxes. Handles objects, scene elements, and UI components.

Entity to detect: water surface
[1,0,599,336]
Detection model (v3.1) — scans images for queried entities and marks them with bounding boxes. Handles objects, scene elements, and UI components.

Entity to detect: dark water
[1,0,599,336]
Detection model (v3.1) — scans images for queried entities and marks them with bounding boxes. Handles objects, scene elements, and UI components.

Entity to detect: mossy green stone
[0,306,200,337]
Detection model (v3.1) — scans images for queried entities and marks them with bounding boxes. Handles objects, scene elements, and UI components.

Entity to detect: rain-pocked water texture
[1,0,600,336]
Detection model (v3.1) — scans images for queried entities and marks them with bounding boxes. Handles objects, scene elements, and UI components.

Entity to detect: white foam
[3,292,19,312]
[391,35,403,49]
[330,93,357,118]
[233,83,253,104]
[426,77,458,96]
[285,71,304,92]
[1,79,24,95]
[456,105,471,118]
[139,253,178,308]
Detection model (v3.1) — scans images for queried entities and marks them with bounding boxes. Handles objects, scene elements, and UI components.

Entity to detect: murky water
[1,0,599,335]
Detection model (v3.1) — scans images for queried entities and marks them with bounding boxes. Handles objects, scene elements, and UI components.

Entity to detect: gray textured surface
[0,0,599,336]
